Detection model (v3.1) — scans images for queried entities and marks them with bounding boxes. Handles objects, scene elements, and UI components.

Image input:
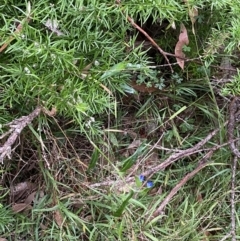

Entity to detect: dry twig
[0,106,41,163]
[89,123,225,188]
[115,0,173,73]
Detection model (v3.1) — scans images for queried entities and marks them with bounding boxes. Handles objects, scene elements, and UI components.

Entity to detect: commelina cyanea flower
[139,175,154,188]
[139,174,145,182]
[146,181,154,188]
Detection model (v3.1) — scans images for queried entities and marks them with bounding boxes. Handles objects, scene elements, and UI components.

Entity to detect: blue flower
[146,181,154,188]
[139,175,145,182]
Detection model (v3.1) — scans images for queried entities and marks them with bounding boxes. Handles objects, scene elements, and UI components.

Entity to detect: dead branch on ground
[89,123,226,188]
[0,106,41,163]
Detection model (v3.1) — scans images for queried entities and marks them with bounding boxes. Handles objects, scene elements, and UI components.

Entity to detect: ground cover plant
[1,0,240,240]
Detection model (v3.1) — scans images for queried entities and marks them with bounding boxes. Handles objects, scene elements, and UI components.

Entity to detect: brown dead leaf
[174,24,189,70]
[54,210,64,227]
[182,0,197,21]
[12,203,32,213]
[82,63,92,72]
[123,139,142,158]
[80,63,93,79]
[11,191,41,213]
[24,191,36,205]
[0,238,7,241]
[127,139,142,149]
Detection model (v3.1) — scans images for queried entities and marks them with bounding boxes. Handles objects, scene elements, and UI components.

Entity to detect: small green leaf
[112,191,134,217]
[75,103,88,113]
[100,62,128,80]
[88,148,100,171]
[108,133,119,146]
[120,84,137,94]
[143,231,159,241]
[135,176,143,187]
[120,141,147,172]
[120,156,137,172]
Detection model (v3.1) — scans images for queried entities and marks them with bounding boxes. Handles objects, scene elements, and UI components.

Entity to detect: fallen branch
[0,106,41,163]
[89,123,226,188]
[139,123,226,181]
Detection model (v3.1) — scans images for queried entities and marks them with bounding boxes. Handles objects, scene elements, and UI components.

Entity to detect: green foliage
[0,204,14,233]
[120,141,148,173]
[1,0,240,240]
[222,70,240,95]
[0,1,150,127]
[0,0,239,128]
[112,191,134,217]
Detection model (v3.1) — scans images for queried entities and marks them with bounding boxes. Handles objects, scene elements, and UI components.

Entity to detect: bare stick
[115,0,173,73]
[138,122,226,179]
[89,123,225,188]
[0,106,41,163]
[220,233,231,241]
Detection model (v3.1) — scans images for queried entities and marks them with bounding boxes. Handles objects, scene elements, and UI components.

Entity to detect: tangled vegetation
[1,0,240,240]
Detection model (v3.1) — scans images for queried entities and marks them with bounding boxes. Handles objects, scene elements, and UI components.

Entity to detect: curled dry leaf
[42,106,57,116]
[174,24,189,70]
